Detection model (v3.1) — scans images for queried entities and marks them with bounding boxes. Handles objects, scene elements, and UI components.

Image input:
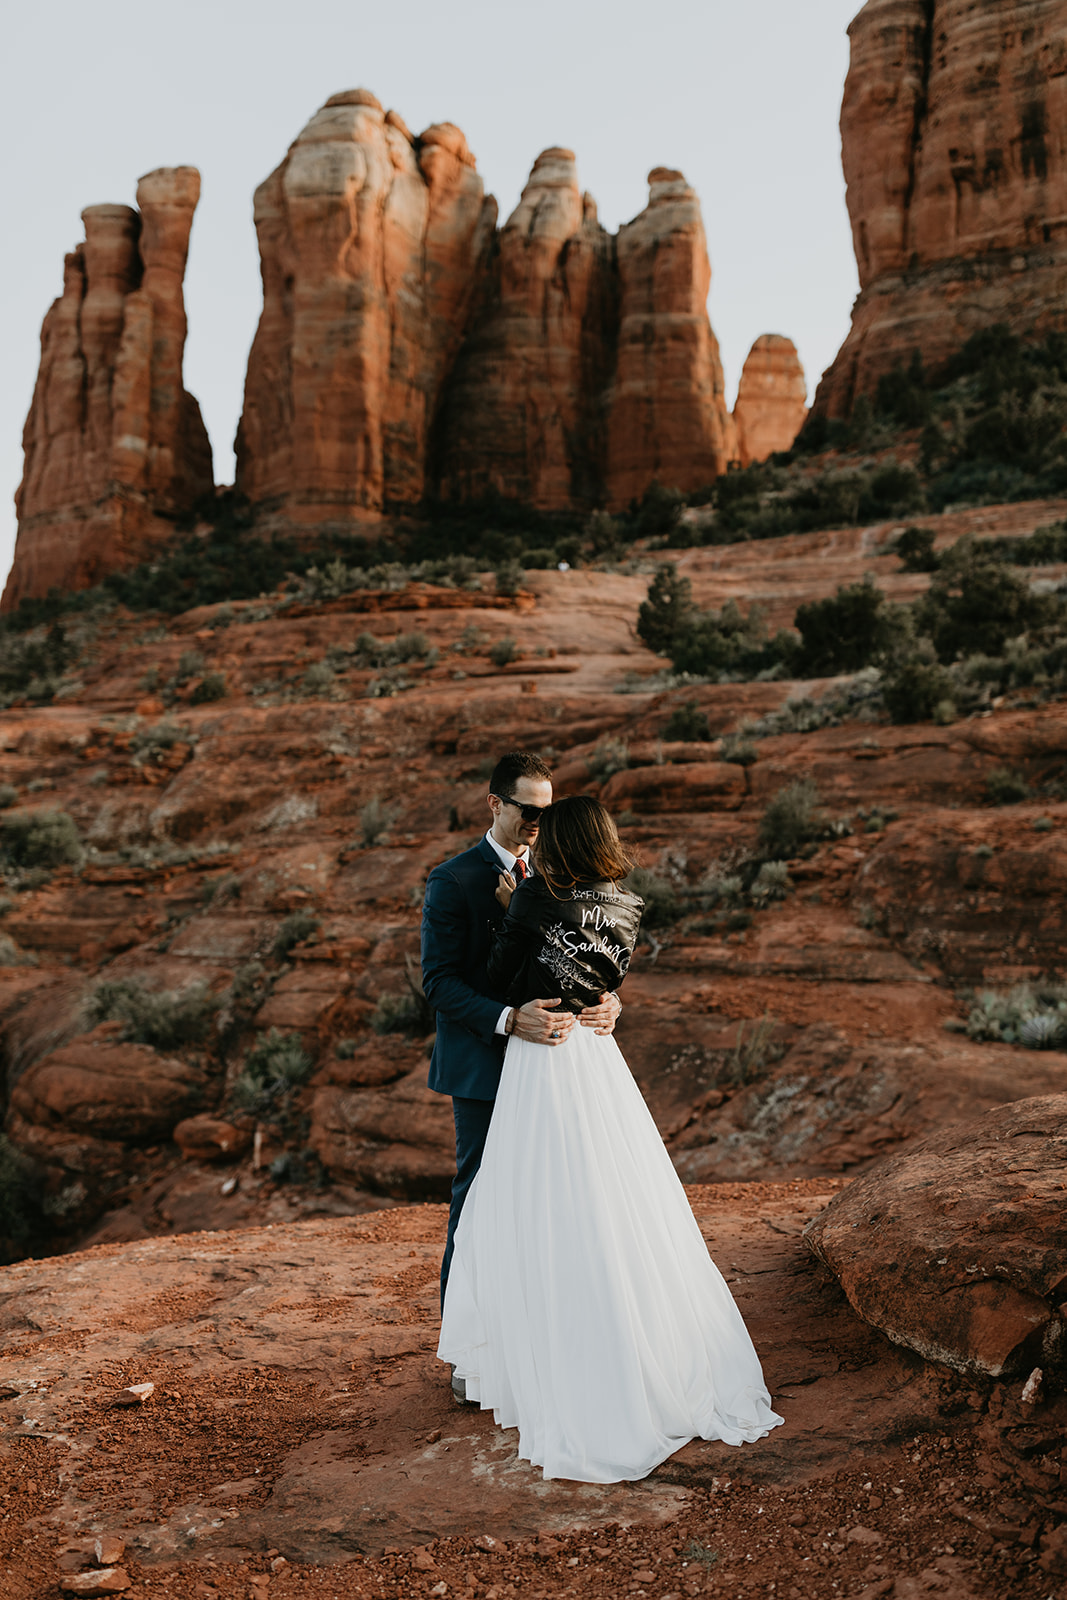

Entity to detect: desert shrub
[893,525,939,572]
[628,482,684,541]
[915,539,1054,661]
[190,671,227,704]
[965,985,1067,1049]
[355,631,432,669]
[749,861,792,906]
[875,351,931,428]
[664,702,712,742]
[359,796,397,846]
[371,958,433,1035]
[622,866,681,929]
[0,621,74,704]
[669,601,796,681]
[587,737,630,780]
[727,1012,782,1085]
[494,560,526,596]
[129,719,189,758]
[89,977,218,1050]
[488,637,518,667]
[272,911,320,960]
[231,1028,313,1111]
[0,785,17,809]
[757,779,822,859]
[794,578,897,677]
[335,1038,357,1059]
[881,643,955,724]
[984,767,1031,805]
[0,809,82,869]
[523,547,557,570]
[719,733,759,767]
[176,649,205,683]
[637,563,694,655]
[301,660,335,696]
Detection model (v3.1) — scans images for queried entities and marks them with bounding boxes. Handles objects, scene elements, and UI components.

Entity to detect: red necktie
[514,859,528,881]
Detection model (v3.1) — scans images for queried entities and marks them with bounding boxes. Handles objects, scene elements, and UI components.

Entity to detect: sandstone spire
[5,169,212,611]
[733,335,809,465]
[604,169,737,508]
[234,90,497,520]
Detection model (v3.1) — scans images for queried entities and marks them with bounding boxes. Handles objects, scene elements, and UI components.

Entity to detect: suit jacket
[422,836,510,1101]
[486,877,643,1014]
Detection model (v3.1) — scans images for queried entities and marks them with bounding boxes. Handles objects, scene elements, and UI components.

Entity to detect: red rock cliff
[433,148,617,508]
[604,169,737,508]
[5,169,212,611]
[815,0,1067,417]
[733,334,809,465]
[234,90,497,521]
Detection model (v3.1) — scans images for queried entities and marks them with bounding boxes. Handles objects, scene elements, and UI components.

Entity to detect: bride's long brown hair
[533,795,635,896]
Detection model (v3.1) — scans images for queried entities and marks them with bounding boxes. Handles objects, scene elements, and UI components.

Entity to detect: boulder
[172,1114,251,1162]
[5,169,212,610]
[309,1064,454,1199]
[805,1094,1067,1378]
[814,0,1067,417]
[732,334,808,465]
[9,1027,209,1141]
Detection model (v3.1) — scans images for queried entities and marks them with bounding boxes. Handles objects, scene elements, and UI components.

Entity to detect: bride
[437,795,783,1483]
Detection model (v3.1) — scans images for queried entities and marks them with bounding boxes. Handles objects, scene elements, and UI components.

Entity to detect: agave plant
[1018,1012,1067,1051]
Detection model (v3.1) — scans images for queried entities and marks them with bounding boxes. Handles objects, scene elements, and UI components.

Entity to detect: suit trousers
[441,1095,496,1309]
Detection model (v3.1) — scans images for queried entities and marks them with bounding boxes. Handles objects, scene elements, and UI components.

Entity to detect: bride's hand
[495,870,516,910]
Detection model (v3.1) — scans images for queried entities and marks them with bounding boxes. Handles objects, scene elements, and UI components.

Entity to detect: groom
[421,751,621,1339]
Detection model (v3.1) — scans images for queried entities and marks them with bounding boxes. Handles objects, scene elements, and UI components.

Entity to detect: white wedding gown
[437,1024,783,1483]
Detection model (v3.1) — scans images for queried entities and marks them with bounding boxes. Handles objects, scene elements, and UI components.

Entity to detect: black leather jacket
[486,877,644,1014]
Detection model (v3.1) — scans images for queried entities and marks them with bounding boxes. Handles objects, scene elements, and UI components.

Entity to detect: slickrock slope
[732,334,809,466]
[5,1186,1067,1598]
[815,0,1067,416]
[434,149,616,508]
[235,92,496,520]
[5,169,213,609]
[605,169,737,507]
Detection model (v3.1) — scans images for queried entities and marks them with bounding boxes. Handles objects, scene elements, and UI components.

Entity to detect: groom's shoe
[450,1364,473,1405]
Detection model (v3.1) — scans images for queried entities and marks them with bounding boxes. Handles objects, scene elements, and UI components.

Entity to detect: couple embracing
[420,751,781,1484]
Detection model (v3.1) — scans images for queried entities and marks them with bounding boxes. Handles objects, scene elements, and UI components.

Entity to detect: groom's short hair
[489,750,553,797]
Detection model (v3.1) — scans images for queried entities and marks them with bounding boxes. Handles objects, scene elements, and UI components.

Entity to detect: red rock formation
[235,90,497,521]
[434,148,616,508]
[806,1094,1067,1378]
[815,0,1067,416]
[605,169,738,508]
[733,335,809,465]
[4,169,212,611]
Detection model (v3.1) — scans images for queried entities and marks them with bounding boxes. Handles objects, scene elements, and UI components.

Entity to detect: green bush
[664,703,712,742]
[720,733,759,767]
[231,1028,313,1111]
[628,482,684,541]
[915,539,1053,662]
[587,737,630,780]
[494,560,526,596]
[489,637,518,667]
[637,563,694,655]
[794,578,895,677]
[359,796,397,846]
[893,526,939,572]
[89,978,218,1050]
[984,767,1031,805]
[272,911,320,960]
[881,644,955,724]
[0,809,82,869]
[371,959,433,1035]
[0,785,17,809]
[190,671,227,704]
[622,866,681,929]
[749,861,792,906]
[965,985,1067,1049]
[669,601,796,681]
[757,779,823,859]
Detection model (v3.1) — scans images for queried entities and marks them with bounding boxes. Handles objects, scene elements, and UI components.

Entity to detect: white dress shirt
[485,829,530,1035]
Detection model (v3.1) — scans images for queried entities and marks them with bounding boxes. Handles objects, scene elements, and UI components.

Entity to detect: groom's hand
[578,991,622,1036]
[512,998,574,1045]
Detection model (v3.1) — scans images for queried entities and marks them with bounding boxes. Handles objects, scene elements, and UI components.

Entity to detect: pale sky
[0,0,861,592]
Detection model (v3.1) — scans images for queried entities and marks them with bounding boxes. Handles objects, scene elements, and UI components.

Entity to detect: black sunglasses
[491,794,547,824]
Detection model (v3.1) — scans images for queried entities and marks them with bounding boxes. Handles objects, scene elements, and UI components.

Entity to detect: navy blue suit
[422,836,510,1302]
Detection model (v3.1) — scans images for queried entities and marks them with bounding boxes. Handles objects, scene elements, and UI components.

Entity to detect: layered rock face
[815,0,1067,416]
[235,91,498,519]
[605,168,737,506]
[434,149,616,508]
[237,101,740,518]
[5,169,212,610]
[733,334,809,465]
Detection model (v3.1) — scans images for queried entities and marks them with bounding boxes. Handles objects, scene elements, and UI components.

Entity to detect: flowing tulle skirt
[437,1024,783,1482]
